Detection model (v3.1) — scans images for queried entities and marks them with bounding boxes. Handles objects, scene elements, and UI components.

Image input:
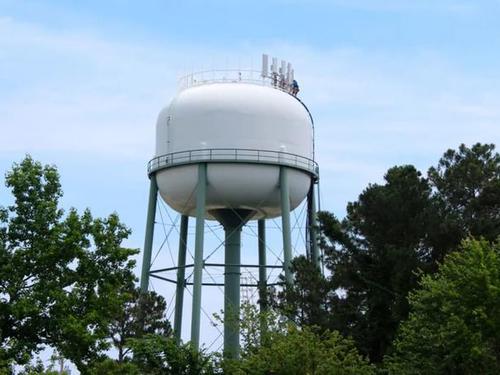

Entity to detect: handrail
[178,69,296,94]
[148,148,319,179]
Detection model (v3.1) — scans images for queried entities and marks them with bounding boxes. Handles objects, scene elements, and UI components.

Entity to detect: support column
[280,167,293,285]
[224,222,242,360]
[190,163,207,349]
[140,176,158,292]
[308,182,320,269]
[210,208,254,360]
[258,219,267,313]
[174,215,189,343]
[258,219,268,341]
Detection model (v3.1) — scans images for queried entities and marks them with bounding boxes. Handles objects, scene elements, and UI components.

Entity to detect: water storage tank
[149,77,316,220]
[141,65,321,359]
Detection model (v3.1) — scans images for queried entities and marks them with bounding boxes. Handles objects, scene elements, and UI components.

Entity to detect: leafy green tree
[278,165,435,362]
[109,288,172,362]
[0,157,67,366]
[88,358,140,375]
[0,156,138,373]
[128,334,216,375]
[277,143,500,363]
[386,239,500,374]
[17,359,61,375]
[229,325,374,375]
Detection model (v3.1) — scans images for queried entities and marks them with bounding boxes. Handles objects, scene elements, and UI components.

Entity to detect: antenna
[286,62,292,84]
[262,54,269,78]
[271,57,278,74]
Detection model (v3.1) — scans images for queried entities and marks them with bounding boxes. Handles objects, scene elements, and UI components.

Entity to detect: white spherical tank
[151,81,316,220]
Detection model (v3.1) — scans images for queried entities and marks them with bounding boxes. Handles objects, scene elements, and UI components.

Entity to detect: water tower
[140,55,320,359]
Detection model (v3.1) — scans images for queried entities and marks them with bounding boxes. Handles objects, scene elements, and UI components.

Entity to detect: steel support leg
[258,219,268,340]
[190,163,207,349]
[308,182,320,269]
[174,215,189,343]
[224,223,242,360]
[280,167,293,285]
[140,177,158,292]
[258,219,267,312]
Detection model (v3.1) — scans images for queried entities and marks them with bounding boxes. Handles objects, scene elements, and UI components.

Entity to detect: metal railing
[148,148,319,178]
[178,69,295,94]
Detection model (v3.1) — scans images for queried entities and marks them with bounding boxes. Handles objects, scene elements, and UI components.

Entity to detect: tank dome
[151,82,316,220]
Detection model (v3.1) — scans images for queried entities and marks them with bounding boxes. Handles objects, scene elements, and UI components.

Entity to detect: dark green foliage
[109,288,172,362]
[128,335,216,375]
[274,255,333,329]
[276,143,500,363]
[428,143,500,261]
[88,358,140,375]
[386,239,500,374]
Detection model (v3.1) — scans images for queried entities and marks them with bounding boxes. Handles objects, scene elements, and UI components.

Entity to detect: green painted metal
[190,163,207,349]
[223,221,242,359]
[258,219,267,312]
[210,209,254,360]
[309,182,320,269]
[174,215,189,343]
[280,167,293,285]
[140,177,158,293]
[258,219,268,341]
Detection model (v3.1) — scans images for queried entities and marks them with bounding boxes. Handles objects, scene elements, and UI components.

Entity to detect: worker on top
[291,79,300,96]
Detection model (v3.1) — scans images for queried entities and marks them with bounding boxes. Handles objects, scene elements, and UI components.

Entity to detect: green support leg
[309,182,320,269]
[174,215,189,343]
[224,222,242,359]
[280,167,293,285]
[258,219,267,311]
[190,163,207,350]
[258,219,268,339]
[140,177,158,292]
[210,208,253,360]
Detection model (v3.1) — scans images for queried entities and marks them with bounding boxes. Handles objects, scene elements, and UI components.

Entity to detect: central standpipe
[191,163,207,349]
[211,209,254,360]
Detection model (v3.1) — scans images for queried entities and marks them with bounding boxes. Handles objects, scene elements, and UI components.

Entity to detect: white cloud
[1,16,499,171]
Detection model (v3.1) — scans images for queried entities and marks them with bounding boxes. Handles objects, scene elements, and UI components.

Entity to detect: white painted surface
[154,82,314,219]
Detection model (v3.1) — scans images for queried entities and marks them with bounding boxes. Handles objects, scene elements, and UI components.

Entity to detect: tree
[273,255,333,330]
[0,156,138,373]
[109,288,172,362]
[128,335,216,375]
[276,143,500,363]
[428,143,500,262]
[230,325,374,375]
[278,165,436,362]
[386,239,500,374]
[0,156,76,368]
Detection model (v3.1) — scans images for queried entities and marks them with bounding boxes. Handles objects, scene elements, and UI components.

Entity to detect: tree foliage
[128,335,216,375]
[109,288,172,362]
[276,143,500,363]
[0,156,214,374]
[386,239,500,374]
[231,325,374,375]
[0,156,137,372]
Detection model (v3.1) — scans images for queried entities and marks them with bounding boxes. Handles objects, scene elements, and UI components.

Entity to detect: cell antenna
[262,54,269,78]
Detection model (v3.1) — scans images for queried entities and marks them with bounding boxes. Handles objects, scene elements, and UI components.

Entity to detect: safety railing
[148,148,319,178]
[178,69,296,95]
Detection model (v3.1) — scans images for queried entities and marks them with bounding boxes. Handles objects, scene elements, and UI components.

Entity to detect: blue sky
[1,0,500,353]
